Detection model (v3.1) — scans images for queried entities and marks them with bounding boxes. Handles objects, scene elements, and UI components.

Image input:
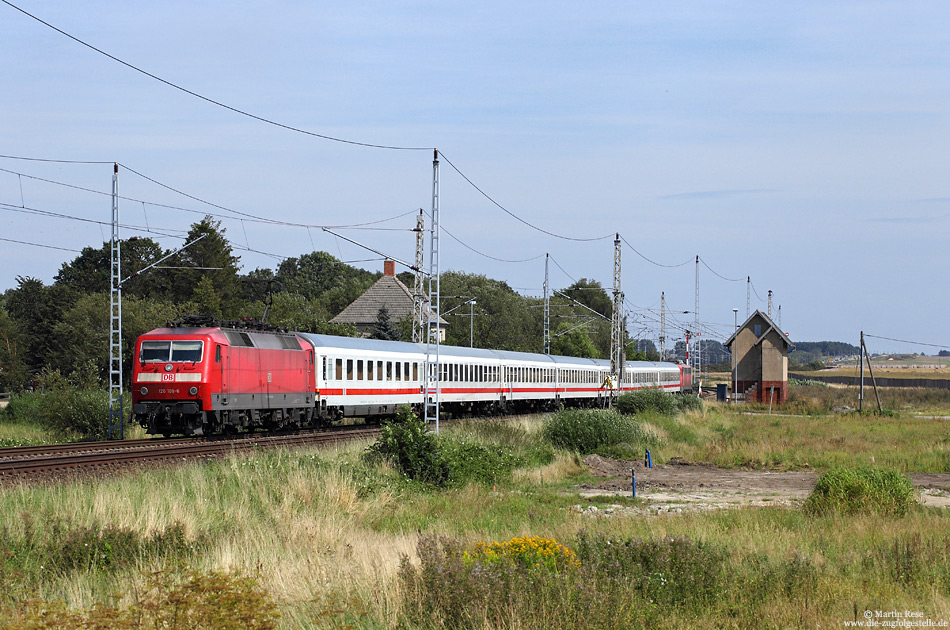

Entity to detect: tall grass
[804,468,915,516]
[1,413,949,628]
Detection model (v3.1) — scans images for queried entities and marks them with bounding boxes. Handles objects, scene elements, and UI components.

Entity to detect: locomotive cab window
[140,340,203,363]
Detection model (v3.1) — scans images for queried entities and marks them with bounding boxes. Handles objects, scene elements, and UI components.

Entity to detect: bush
[366,407,449,487]
[804,467,915,516]
[675,393,703,413]
[2,366,118,441]
[0,568,279,630]
[541,409,658,454]
[615,389,677,416]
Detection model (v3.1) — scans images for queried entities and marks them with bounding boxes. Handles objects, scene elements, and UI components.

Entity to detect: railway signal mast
[424,150,442,433]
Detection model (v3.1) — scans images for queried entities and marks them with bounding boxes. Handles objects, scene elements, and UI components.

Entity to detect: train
[131,318,693,437]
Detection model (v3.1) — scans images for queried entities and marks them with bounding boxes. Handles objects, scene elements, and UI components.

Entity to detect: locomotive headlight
[164,364,174,372]
[140,387,148,396]
[189,386,198,396]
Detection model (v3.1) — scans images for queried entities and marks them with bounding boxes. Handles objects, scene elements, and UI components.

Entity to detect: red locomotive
[131,318,316,436]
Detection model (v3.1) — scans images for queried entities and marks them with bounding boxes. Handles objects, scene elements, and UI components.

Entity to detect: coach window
[403,362,409,381]
[335,359,343,380]
[395,362,402,381]
[413,362,418,381]
[357,360,364,380]
[367,360,374,380]
[387,361,393,380]
[322,357,327,380]
[346,359,354,381]
[377,361,383,381]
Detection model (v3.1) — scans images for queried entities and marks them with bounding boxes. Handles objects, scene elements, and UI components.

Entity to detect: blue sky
[2,1,949,353]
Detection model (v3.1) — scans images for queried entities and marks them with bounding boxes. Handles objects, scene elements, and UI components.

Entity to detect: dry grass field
[0,397,948,628]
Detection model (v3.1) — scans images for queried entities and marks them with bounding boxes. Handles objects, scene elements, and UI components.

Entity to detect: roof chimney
[383,260,395,277]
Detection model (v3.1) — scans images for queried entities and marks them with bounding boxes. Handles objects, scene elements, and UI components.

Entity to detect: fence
[789,373,950,390]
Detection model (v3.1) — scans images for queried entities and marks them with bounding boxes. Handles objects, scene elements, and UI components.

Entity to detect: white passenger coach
[300,334,692,421]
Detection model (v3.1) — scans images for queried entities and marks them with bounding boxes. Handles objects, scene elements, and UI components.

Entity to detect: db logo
[161,373,175,382]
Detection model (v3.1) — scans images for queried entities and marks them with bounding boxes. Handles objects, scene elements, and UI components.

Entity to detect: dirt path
[576,455,950,513]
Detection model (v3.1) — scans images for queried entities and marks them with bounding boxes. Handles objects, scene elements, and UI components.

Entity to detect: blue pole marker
[646,449,653,469]
[631,468,636,498]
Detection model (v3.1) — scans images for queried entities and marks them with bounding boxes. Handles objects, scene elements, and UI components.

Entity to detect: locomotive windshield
[140,340,204,363]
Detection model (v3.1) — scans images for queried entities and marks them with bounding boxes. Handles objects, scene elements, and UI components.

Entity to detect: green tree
[0,305,29,390]
[4,276,76,372]
[54,237,169,299]
[550,324,599,358]
[370,306,401,341]
[562,279,612,318]
[264,292,356,336]
[190,276,223,318]
[439,272,540,352]
[168,216,243,317]
[276,252,378,304]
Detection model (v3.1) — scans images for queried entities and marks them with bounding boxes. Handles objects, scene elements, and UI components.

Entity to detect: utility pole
[109,164,123,440]
[733,308,738,403]
[777,305,782,329]
[694,255,701,383]
[659,292,667,361]
[543,253,550,354]
[746,276,751,318]
[412,209,425,343]
[424,149,442,433]
[610,233,624,396]
[469,298,476,348]
[859,331,865,412]
[768,290,773,318]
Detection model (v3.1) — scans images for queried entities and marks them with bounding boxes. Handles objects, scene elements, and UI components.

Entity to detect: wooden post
[862,335,883,413]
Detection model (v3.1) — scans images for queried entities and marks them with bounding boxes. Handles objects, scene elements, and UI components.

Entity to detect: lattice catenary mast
[610,234,624,394]
[543,253,550,354]
[412,209,425,343]
[109,164,123,440]
[659,292,666,361]
[424,150,442,433]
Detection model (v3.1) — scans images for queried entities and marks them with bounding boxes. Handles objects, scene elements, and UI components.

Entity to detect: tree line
[0,216,649,392]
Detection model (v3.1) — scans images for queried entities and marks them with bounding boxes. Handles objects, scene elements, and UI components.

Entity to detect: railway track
[0,426,381,481]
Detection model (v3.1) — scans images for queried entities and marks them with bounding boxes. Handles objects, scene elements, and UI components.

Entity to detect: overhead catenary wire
[0,236,81,253]
[0,163,421,230]
[699,256,744,282]
[0,1,431,152]
[619,234,692,269]
[438,152,615,243]
[441,224,545,264]
[0,8,778,292]
[863,334,949,350]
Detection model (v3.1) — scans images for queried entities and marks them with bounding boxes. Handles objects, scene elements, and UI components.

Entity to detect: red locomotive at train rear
[131,326,316,436]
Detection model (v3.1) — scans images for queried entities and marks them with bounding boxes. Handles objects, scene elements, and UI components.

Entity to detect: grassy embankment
[0,396,949,628]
